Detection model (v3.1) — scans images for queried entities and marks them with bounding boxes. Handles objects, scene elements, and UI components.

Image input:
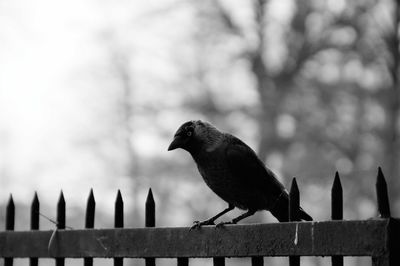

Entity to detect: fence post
[84,189,95,266]
[289,178,300,266]
[56,191,66,266]
[114,190,124,266]
[145,188,156,266]
[30,193,40,266]
[5,194,15,266]
[331,172,343,266]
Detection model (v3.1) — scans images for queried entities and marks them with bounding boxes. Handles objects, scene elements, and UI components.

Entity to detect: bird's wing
[225,136,287,202]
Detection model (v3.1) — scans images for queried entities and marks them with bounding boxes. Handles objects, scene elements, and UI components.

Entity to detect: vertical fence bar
[177,258,188,266]
[84,189,96,266]
[213,258,225,266]
[331,172,343,266]
[30,193,40,266]
[251,256,263,266]
[372,167,395,266]
[376,167,391,218]
[289,178,300,266]
[114,190,124,266]
[56,191,66,266]
[5,194,15,266]
[145,189,156,266]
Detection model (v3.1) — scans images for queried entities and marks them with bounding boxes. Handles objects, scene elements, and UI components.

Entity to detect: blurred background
[1,0,399,265]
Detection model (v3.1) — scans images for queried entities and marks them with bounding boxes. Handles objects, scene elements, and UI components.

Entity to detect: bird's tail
[270,195,313,222]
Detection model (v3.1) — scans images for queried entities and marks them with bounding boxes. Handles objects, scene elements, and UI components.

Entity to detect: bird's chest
[195,153,232,194]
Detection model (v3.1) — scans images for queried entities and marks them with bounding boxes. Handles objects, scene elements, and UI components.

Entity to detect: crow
[168,120,312,228]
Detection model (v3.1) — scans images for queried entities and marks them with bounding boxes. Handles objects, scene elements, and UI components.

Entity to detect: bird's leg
[216,209,256,228]
[191,204,234,230]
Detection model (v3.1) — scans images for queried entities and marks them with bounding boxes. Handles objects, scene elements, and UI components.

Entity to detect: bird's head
[168,120,222,153]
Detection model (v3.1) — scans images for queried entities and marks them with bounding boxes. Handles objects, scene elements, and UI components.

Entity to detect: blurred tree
[380,0,400,211]
[187,0,400,219]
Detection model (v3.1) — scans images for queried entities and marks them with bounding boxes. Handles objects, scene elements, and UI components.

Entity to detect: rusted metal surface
[0,219,393,258]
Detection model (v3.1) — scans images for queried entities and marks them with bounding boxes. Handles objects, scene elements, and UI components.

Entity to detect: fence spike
[31,192,40,230]
[85,189,96,228]
[6,194,15,230]
[145,188,156,266]
[145,188,155,227]
[84,190,95,266]
[115,190,124,228]
[5,194,15,266]
[289,178,300,222]
[57,191,66,229]
[376,167,391,218]
[56,191,66,266]
[30,192,40,266]
[331,172,343,266]
[114,190,124,266]
[289,178,300,266]
[331,172,343,220]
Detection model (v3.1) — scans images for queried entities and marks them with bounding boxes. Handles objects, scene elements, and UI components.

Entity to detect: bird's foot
[216,221,236,228]
[190,219,215,230]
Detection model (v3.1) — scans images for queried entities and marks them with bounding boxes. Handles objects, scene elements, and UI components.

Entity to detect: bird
[168,120,312,228]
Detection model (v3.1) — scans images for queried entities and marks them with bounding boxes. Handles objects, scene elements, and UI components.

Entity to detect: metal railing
[1,168,399,266]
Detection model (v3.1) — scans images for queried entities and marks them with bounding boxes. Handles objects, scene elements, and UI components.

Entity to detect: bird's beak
[168,136,182,151]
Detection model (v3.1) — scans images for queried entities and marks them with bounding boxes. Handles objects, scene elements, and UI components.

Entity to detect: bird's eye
[187,131,192,137]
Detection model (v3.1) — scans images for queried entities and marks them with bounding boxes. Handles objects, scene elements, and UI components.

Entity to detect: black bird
[168,120,312,228]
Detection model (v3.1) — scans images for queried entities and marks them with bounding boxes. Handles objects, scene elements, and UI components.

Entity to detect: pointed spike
[6,194,15,230]
[376,167,391,218]
[331,171,343,220]
[115,189,123,204]
[146,188,155,207]
[115,190,124,228]
[31,192,40,230]
[114,189,124,266]
[85,189,96,228]
[145,188,155,227]
[58,191,65,205]
[57,191,66,229]
[289,178,300,222]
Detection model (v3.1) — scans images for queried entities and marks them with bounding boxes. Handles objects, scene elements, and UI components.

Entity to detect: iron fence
[1,168,399,266]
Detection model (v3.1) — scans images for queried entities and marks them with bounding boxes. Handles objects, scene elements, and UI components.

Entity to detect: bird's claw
[216,221,235,228]
[190,220,215,230]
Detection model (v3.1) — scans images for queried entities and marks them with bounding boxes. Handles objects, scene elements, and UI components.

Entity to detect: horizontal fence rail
[1,168,399,266]
[0,220,397,258]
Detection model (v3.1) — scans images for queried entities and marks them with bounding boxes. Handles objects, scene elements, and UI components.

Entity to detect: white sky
[0,0,165,209]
